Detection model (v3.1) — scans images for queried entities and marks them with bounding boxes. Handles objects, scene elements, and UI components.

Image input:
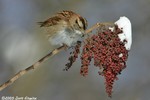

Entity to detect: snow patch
[109,27,114,32]
[115,16,132,50]
[119,53,123,57]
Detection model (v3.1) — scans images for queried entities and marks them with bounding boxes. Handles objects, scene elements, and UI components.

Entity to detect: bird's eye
[75,20,78,24]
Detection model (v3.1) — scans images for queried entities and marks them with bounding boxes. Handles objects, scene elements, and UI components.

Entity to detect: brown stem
[0,22,114,91]
[0,46,65,91]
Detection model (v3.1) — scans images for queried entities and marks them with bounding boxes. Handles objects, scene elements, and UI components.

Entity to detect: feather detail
[38,11,76,27]
[38,16,62,27]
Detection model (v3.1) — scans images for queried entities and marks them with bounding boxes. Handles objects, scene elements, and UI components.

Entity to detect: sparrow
[38,10,88,47]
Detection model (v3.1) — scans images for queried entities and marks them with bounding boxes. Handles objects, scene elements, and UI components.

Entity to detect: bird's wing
[38,16,62,27]
[38,11,74,27]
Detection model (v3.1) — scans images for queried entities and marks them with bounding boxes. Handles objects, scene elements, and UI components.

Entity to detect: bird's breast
[48,30,82,46]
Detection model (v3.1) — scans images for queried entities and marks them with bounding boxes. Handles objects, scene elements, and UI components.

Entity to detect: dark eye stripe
[79,17,87,30]
[75,19,81,29]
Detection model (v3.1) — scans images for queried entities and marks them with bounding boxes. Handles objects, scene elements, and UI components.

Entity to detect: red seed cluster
[64,41,82,71]
[80,41,93,76]
[65,25,129,97]
[103,70,118,97]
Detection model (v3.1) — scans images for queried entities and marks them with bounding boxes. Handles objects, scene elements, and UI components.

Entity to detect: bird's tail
[37,22,44,27]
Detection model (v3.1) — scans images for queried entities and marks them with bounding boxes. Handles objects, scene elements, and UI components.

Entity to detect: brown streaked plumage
[38,10,88,46]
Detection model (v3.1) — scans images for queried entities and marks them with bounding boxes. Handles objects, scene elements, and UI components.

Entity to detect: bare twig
[0,22,114,91]
[0,46,65,91]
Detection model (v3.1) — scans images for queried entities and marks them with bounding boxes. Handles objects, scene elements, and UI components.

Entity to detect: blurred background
[0,0,150,100]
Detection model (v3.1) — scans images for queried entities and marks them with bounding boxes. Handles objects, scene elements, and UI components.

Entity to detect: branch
[0,22,114,91]
[0,46,65,91]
